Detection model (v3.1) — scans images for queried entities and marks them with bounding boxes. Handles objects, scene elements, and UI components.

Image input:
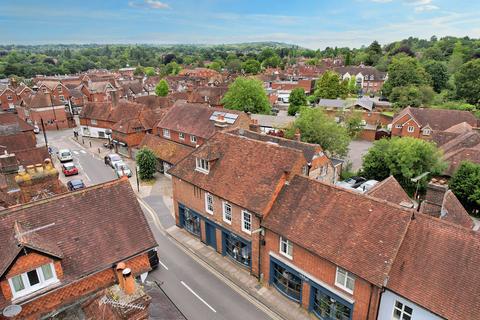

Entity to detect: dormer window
[195,158,209,173]
[423,128,431,136]
[8,263,58,299]
[190,135,197,144]
[163,129,170,138]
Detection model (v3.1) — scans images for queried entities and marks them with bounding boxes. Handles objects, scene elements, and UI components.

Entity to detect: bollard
[82,139,84,144]
[98,148,101,154]
[89,141,92,147]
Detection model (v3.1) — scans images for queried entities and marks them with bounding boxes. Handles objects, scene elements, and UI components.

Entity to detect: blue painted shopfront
[221,230,252,269]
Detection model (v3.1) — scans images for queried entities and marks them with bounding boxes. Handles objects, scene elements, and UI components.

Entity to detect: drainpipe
[258,217,262,281]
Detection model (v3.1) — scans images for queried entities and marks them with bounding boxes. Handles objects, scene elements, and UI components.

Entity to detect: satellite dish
[2,304,22,318]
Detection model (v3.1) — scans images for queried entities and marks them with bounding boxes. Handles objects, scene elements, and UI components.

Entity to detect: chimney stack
[116,262,126,289]
[110,90,119,107]
[122,268,135,295]
[424,178,448,206]
[249,119,260,133]
[294,128,301,141]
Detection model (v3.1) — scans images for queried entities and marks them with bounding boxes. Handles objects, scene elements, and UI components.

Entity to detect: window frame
[8,263,58,299]
[395,124,402,129]
[334,267,355,294]
[407,126,415,133]
[392,300,413,320]
[241,210,252,234]
[163,128,171,138]
[190,135,197,144]
[179,132,185,140]
[90,119,97,125]
[222,201,232,224]
[422,128,431,136]
[205,192,214,214]
[195,158,210,174]
[279,237,293,259]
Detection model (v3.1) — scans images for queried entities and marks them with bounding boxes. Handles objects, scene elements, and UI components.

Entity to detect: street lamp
[135,165,140,192]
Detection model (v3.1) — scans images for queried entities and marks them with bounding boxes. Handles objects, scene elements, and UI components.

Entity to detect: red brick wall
[158,128,205,147]
[80,118,114,130]
[172,177,262,276]
[19,107,69,130]
[0,89,18,110]
[358,129,376,141]
[391,114,421,138]
[113,131,146,148]
[261,230,381,320]
[1,253,150,320]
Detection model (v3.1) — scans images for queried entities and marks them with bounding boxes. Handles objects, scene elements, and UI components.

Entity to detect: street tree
[222,77,271,114]
[155,79,169,96]
[288,88,307,116]
[286,107,350,157]
[136,148,157,180]
[362,137,446,193]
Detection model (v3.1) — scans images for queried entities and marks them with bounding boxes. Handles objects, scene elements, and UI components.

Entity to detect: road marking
[181,281,217,313]
[80,150,87,154]
[73,151,79,155]
[158,260,169,270]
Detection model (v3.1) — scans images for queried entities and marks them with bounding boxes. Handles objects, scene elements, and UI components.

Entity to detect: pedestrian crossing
[72,150,87,155]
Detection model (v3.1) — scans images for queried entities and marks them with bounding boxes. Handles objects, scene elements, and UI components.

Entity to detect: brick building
[36,81,71,103]
[0,178,157,319]
[169,131,308,277]
[16,93,70,130]
[335,66,387,94]
[80,81,117,102]
[187,86,228,108]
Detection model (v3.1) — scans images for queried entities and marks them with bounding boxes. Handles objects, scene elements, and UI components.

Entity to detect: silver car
[114,161,132,178]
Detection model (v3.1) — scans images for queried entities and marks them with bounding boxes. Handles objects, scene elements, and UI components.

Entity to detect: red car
[62,162,78,176]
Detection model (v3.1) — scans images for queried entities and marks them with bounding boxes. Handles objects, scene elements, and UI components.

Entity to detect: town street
[40,129,273,320]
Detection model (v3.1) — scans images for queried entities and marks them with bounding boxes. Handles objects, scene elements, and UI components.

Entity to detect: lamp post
[135,165,140,192]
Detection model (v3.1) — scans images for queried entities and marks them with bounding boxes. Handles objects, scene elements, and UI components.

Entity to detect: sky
[0,0,479,49]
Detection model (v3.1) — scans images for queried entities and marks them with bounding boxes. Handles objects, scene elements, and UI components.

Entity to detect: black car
[67,179,86,191]
[148,248,159,269]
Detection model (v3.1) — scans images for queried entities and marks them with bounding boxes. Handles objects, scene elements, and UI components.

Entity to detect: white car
[114,161,132,178]
[355,180,379,193]
[57,149,73,163]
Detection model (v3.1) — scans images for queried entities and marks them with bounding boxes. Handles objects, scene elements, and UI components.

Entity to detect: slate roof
[318,99,348,108]
[262,175,413,287]
[169,131,307,215]
[139,134,194,165]
[156,101,247,140]
[0,178,157,307]
[366,176,414,208]
[386,214,480,320]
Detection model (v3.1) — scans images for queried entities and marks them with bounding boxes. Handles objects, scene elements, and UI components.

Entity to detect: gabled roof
[250,114,295,129]
[139,134,194,165]
[0,132,37,153]
[394,107,478,131]
[366,176,414,208]
[169,131,307,215]
[262,175,413,287]
[20,93,64,109]
[318,99,347,108]
[156,101,247,139]
[334,66,387,79]
[188,86,228,106]
[386,214,480,320]
[0,113,34,135]
[443,146,480,176]
[0,178,156,293]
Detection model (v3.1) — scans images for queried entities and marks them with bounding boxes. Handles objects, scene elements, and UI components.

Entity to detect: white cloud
[371,0,393,2]
[414,4,439,12]
[129,0,169,9]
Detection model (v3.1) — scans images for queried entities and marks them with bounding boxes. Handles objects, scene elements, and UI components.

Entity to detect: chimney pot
[122,268,135,295]
[116,262,126,289]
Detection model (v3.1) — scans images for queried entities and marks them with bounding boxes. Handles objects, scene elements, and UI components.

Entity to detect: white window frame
[407,126,415,133]
[279,237,293,259]
[205,192,214,214]
[163,128,170,138]
[90,119,97,125]
[7,95,13,101]
[395,124,402,129]
[222,201,232,224]
[179,132,185,140]
[241,210,252,234]
[334,267,355,294]
[190,135,197,144]
[392,300,413,320]
[8,263,58,299]
[195,158,209,174]
[59,95,65,101]
[422,128,431,136]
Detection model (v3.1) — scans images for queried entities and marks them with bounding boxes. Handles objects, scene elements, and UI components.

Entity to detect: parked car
[33,125,40,134]
[67,179,85,191]
[104,153,122,168]
[62,162,78,176]
[114,161,132,178]
[335,176,366,190]
[57,149,73,163]
[148,248,159,269]
[355,180,379,193]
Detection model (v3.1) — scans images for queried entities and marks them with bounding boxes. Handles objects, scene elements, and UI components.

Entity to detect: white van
[57,149,73,163]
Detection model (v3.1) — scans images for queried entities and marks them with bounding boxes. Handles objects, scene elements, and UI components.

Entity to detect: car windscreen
[110,155,121,161]
[64,163,75,169]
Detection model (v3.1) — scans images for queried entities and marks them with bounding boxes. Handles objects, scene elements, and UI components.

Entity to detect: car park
[67,179,85,191]
[335,176,366,190]
[62,162,79,176]
[114,161,132,178]
[355,180,379,193]
[57,149,73,163]
[104,153,122,168]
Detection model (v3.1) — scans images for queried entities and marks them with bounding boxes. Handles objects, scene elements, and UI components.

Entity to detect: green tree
[208,61,222,72]
[365,40,382,66]
[222,77,271,114]
[455,59,480,105]
[286,107,350,157]
[449,161,480,212]
[164,61,181,75]
[447,41,464,74]
[288,88,307,115]
[136,148,157,180]
[262,55,282,68]
[155,79,169,96]
[344,51,351,66]
[134,66,144,76]
[423,60,448,92]
[347,76,359,94]
[242,59,261,74]
[226,59,242,73]
[144,67,156,76]
[345,111,364,138]
[362,137,446,193]
[382,55,431,97]
[314,71,347,99]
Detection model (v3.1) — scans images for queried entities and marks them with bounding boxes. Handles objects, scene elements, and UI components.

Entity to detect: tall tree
[362,137,446,193]
[136,148,157,180]
[241,59,261,74]
[455,59,480,105]
[314,71,347,99]
[288,88,307,116]
[155,79,169,96]
[222,77,271,114]
[286,107,350,157]
[449,161,480,212]
[423,60,448,92]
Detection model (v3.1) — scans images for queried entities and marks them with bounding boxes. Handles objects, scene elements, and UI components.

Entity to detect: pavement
[41,128,311,320]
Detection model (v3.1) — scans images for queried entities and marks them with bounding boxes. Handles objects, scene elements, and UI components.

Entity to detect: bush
[136,148,157,180]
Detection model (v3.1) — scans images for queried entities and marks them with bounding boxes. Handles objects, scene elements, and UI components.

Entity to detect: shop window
[271,261,302,301]
[311,287,352,320]
[183,208,201,237]
[223,232,251,267]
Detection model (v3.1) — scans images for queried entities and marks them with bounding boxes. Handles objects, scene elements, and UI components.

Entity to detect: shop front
[222,231,251,269]
[178,204,201,238]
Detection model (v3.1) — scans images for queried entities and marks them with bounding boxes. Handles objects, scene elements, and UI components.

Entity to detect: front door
[205,221,217,249]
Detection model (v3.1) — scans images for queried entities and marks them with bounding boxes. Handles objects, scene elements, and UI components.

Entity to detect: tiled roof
[250,114,295,129]
[387,214,480,320]
[0,113,34,134]
[139,134,194,165]
[14,146,50,167]
[366,176,414,207]
[398,107,478,131]
[440,130,480,155]
[443,146,480,176]
[0,178,157,295]
[135,95,174,109]
[334,66,387,79]
[156,101,248,139]
[169,131,307,215]
[20,93,64,109]
[188,86,228,106]
[262,175,412,286]
[0,132,36,153]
